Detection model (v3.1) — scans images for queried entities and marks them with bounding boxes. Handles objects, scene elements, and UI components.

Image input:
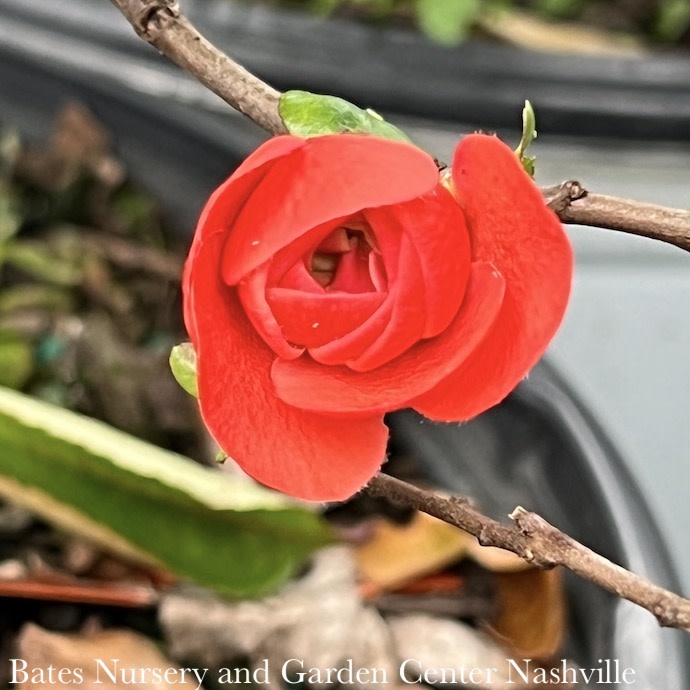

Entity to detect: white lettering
[253,659,270,684]
[11,660,82,686]
[282,659,304,685]
[10,659,28,685]
[95,659,119,684]
[507,658,530,684]
[399,659,422,684]
[218,665,267,685]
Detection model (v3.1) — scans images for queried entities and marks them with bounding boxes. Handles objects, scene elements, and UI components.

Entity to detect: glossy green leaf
[280,90,412,142]
[417,0,480,45]
[170,342,198,397]
[0,386,332,597]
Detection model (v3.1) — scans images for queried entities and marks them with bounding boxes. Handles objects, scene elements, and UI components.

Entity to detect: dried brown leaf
[490,567,567,659]
[355,512,470,589]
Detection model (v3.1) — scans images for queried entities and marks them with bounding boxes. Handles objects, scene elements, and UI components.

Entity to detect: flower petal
[187,234,389,501]
[308,298,392,366]
[222,134,441,284]
[271,262,505,414]
[267,289,387,349]
[305,209,407,366]
[231,135,307,181]
[236,216,350,359]
[393,187,471,338]
[183,136,305,341]
[237,263,304,360]
[346,187,471,371]
[346,231,426,371]
[410,134,573,421]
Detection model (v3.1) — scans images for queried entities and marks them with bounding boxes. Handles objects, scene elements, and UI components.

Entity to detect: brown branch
[543,181,690,253]
[109,0,690,633]
[107,0,286,135]
[365,473,690,632]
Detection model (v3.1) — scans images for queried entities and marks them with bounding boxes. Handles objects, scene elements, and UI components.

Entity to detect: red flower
[183,133,572,501]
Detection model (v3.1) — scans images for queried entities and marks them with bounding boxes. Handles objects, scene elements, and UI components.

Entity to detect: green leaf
[515,100,538,177]
[416,0,480,45]
[4,240,83,285]
[280,91,412,143]
[0,386,333,597]
[0,335,33,389]
[655,0,690,42]
[534,0,586,20]
[170,342,198,397]
[0,284,74,314]
[0,188,22,244]
[310,0,342,15]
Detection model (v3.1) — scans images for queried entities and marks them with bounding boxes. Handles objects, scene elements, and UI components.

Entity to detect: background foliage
[241,0,690,46]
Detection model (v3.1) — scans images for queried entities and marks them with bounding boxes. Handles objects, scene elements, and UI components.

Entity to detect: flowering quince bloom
[183,133,572,501]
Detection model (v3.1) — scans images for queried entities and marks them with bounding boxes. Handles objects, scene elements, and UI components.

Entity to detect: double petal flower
[183,133,572,501]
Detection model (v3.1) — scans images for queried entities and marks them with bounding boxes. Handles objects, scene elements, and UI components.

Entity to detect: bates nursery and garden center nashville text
[8,656,637,686]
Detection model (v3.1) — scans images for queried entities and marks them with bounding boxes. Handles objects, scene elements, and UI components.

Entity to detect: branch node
[509,505,528,522]
[543,179,587,213]
[134,0,179,39]
[512,507,551,536]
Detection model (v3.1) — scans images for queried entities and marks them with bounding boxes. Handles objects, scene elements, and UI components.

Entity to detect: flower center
[310,251,340,287]
[308,222,383,293]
